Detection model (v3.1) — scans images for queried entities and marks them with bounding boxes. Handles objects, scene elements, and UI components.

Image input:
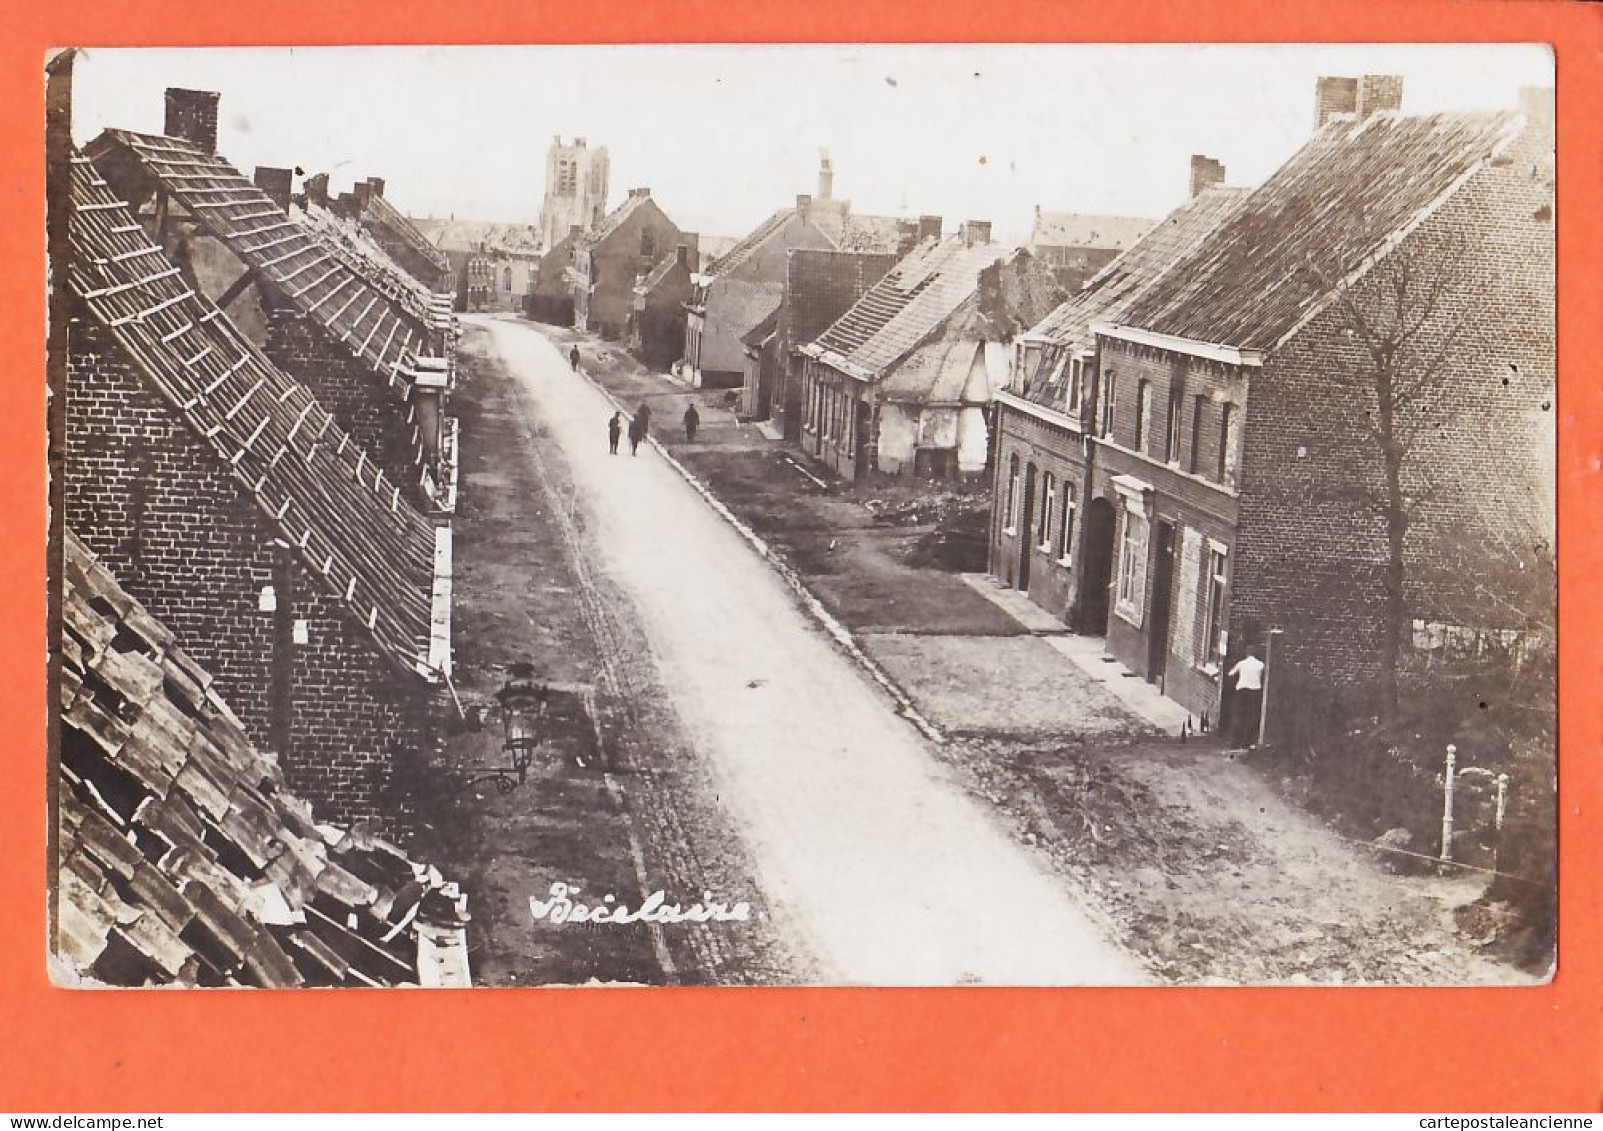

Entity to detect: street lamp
[458,667,550,795]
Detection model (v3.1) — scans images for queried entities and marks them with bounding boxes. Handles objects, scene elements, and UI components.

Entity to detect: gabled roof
[359,191,452,275]
[87,130,436,391]
[57,530,470,988]
[1032,188,1251,344]
[579,192,658,252]
[1030,211,1155,252]
[1114,110,1525,353]
[705,209,793,276]
[413,217,542,256]
[634,250,688,296]
[70,152,441,679]
[805,235,1019,379]
[296,198,438,326]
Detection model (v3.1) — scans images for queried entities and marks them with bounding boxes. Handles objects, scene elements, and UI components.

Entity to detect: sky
[70,44,1552,246]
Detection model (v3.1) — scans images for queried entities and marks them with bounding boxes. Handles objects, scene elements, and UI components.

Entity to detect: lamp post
[456,669,550,795]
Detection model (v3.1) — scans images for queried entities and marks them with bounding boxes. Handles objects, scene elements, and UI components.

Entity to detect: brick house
[526,224,583,326]
[57,529,470,988]
[570,188,691,339]
[992,181,1250,634]
[64,151,453,830]
[769,245,905,441]
[628,243,697,371]
[345,176,455,293]
[798,222,1062,482]
[86,100,457,519]
[1028,208,1156,292]
[997,82,1554,735]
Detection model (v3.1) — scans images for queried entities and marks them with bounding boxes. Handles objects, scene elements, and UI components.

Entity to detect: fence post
[1440,743,1458,862]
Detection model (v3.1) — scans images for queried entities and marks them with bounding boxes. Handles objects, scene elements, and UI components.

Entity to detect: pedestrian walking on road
[569,345,581,371]
[627,414,645,456]
[1227,646,1266,750]
[607,411,622,455]
[683,402,701,443]
[636,401,652,431]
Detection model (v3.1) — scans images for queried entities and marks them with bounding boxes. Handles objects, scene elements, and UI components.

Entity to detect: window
[641,229,657,259]
[1058,482,1076,562]
[503,266,513,291]
[1202,546,1229,671]
[1068,358,1083,414]
[1004,455,1020,533]
[1100,370,1118,438]
[1189,394,1206,474]
[1217,403,1235,484]
[1115,507,1150,623]
[1038,473,1055,550]
[1166,387,1184,463]
[1134,380,1151,452]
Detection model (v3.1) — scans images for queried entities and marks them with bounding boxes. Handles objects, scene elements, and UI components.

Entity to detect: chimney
[917,214,943,243]
[1189,154,1226,197]
[353,180,373,208]
[1357,75,1403,119]
[630,187,651,199]
[367,176,386,198]
[1314,76,1358,129]
[818,151,834,201]
[305,172,330,207]
[961,220,991,247]
[164,87,220,153]
[796,193,812,215]
[253,166,293,214]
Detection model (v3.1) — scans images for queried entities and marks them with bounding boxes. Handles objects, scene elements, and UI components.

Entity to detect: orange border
[3,1,1599,1112]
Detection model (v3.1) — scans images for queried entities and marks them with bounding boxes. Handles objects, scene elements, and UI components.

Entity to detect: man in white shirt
[1227,647,1266,749]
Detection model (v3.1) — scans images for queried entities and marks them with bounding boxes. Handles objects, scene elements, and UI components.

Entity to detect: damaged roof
[413,217,543,256]
[69,151,440,679]
[358,191,452,276]
[705,209,793,277]
[57,529,470,989]
[1114,111,1526,352]
[1030,211,1155,252]
[805,234,1025,379]
[1020,186,1251,412]
[86,130,437,389]
[297,198,439,327]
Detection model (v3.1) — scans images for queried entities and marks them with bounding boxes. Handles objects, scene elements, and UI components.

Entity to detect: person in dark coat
[636,401,652,431]
[607,411,622,454]
[683,403,701,443]
[569,345,581,370]
[627,413,646,456]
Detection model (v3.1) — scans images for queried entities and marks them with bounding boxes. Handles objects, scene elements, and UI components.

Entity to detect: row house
[570,188,692,340]
[1028,207,1157,292]
[86,92,458,519]
[768,245,905,442]
[64,150,453,830]
[346,176,455,293]
[798,222,1062,482]
[993,170,1250,634]
[995,79,1555,736]
[57,529,470,988]
[628,243,697,371]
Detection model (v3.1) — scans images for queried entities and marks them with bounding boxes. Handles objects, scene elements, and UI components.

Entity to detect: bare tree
[1305,236,1474,716]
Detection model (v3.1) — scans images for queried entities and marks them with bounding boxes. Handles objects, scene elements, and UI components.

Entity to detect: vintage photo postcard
[45,42,1556,989]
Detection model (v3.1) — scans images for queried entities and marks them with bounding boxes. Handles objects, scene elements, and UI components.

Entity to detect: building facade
[538,136,610,252]
[570,188,690,340]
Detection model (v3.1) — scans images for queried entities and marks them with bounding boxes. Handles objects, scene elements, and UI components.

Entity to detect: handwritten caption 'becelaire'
[529,881,752,926]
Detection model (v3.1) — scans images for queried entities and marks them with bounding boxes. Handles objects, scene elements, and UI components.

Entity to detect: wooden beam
[215,267,259,311]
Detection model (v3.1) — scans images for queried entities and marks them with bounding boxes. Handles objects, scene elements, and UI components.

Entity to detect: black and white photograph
[45,42,1556,989]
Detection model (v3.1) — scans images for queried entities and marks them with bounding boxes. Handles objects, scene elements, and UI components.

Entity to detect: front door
[1017,465,1036,591]
[1147,520,1176,687]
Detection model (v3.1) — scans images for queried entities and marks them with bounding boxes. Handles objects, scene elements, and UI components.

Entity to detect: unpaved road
[472,315,1143,984]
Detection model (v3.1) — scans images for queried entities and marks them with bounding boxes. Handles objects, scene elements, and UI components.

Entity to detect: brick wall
[583,200,688,338]
[990,404,1089,623]
[64,315,437,828]
[262,307,426,505]
[1233,124,1555,694]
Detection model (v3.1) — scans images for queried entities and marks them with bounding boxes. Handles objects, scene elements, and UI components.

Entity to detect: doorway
[1080,496,1117,634]
[1017,464,1037,591]
[1147,520,1176,687]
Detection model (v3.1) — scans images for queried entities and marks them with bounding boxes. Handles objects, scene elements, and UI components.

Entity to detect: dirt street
[469,314,1143,985]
